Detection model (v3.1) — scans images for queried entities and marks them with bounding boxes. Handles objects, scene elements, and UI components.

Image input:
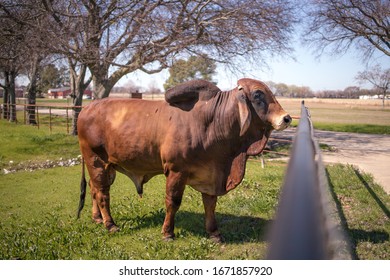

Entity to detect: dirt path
[272,128,390,194]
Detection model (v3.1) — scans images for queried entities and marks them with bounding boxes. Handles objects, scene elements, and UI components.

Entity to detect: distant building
[359,95,381,100]
[48,87,71,99]
[48,87,92,99]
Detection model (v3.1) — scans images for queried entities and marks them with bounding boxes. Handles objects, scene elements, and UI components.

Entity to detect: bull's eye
[252,90,265,104]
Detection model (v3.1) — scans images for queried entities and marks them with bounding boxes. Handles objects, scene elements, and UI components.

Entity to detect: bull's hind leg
[87,159,119,233]
[162,170,186,241]
[90,182,103,224]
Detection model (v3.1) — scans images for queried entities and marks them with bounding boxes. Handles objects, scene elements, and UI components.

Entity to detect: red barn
[48,87,71,99]
[48,87,92,99]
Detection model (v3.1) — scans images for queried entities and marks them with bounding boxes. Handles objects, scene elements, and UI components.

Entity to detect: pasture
[0,118,389,260]
[279,98,390,134]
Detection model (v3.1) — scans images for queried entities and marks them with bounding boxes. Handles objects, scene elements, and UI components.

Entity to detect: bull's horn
[238,85,243,90]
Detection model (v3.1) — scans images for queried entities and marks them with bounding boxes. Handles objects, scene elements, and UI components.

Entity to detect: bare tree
[303,0,390,60]
[356,64,390,107]
[0,2,28,122]
[0,67,18,122]
[343,86,360,99]
[0,0,53,124]
[40,0,298,99]
[0,0,92,131]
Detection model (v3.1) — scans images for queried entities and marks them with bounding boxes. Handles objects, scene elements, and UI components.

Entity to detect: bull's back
[78,98,164,146]
[78,98,169,168]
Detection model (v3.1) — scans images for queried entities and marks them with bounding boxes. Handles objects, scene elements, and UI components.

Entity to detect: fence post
[66,107,69,134]
[23,104,26,125]
[36,105,40,130]
[49,107,52,133]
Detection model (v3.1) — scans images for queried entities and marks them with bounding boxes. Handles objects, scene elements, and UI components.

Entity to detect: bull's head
[236,78,291,136]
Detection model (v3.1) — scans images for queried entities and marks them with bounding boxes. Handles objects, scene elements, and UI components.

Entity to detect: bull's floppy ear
[237,93,251,136]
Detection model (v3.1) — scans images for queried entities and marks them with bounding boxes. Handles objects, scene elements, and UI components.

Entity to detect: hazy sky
[121,44,390,92]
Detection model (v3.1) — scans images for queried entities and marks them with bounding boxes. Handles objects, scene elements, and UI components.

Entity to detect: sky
[119,44,390,93]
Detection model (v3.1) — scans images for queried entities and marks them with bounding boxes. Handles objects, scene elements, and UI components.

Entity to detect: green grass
[35,97,92,106]
[0,119,80,170]
[289,117,389,135]
[36,98,73,104]
[289,119,390,134]
[326,164,390,259]
[313,123,390,135]
[0,162,388,259]
[280,99,390,135]
[13,109,73,134]
[0,161,284,260]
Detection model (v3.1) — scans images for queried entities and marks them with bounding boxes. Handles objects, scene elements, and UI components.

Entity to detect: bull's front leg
[162,170,186,241]
[202,193,223,243]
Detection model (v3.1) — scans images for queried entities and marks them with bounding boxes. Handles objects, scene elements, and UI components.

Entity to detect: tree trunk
[8,72,17,123]
[69,61,91,135]
[26,80,38,124]
[26,97,37,125]
[2,86,9,120]
[92,65,129,99]
[92,74,112,99]
[71,77,84,136]
[26,54,41,125]
[71,94,83,136]
[2,71,17,122]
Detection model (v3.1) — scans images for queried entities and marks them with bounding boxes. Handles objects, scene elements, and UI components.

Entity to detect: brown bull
[77,78,291,242]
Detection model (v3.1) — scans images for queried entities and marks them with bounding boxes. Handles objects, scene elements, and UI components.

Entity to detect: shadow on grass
[118,209,270,244]
[326,169,389,260]
[353,168,390,219]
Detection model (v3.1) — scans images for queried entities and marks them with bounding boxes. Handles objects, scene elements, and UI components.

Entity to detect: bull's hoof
[107,224,120,233]
[162,236,174,242]
[210,233,224,243]
[92,217,103,224]
[162,233,175,242]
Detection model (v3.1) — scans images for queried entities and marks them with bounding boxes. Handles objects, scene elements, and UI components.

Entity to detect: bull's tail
[77,157,87,219]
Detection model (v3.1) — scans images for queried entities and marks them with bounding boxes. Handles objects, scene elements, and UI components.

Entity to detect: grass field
[0,118,389,260]
[279,98,390,134]
[0,162,388,260]
[0,162,284,260]
[0,120,80,170]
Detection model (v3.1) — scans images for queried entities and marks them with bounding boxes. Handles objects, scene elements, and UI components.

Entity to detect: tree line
[1,0,389,134]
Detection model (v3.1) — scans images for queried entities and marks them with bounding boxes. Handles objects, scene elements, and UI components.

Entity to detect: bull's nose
[283,115,292,125]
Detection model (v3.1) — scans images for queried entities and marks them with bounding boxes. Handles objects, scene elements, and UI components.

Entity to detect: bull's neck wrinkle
[205,90,239,144]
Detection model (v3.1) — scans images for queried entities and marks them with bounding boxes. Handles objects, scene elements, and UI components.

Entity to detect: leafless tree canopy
[356,65,390,88]
[356,64,390,107]
[303,0,390,60]
[34,0,298,98]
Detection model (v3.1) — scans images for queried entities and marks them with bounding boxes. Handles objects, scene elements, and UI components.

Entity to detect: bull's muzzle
[273,114,292,131]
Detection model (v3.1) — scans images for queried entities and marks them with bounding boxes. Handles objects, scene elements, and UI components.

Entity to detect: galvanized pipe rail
[267,101,345,259]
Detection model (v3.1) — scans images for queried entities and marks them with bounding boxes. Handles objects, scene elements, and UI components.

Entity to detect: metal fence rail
[267,101,347,260]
